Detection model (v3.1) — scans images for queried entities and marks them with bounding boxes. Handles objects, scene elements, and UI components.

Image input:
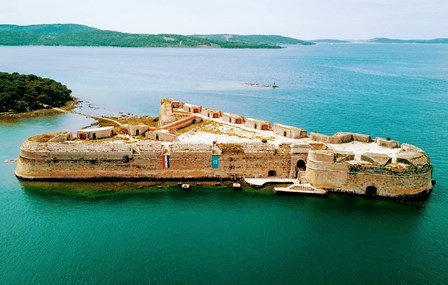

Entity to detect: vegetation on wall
[0,72,73,113]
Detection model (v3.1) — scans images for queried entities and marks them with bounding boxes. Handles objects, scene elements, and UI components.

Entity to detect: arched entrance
[366,186,378,196]
[296,160,306,171]
[295,160,307,181]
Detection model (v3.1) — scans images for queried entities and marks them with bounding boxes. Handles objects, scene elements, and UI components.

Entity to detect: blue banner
[212,155,219,169]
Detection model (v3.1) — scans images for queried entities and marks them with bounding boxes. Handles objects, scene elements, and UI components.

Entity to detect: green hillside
[368,38,448,44]
[0,24,98,34]
[192,34,315,46]
[0,24,290,48]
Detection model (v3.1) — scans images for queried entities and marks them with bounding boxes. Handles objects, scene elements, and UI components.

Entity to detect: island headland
[0,72,75,120]
[15,99,433,199]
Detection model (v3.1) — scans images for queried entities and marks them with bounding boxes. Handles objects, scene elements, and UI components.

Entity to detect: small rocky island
[15,99,433,199]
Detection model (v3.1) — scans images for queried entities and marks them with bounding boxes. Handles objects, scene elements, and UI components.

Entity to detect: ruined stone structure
[15,99,433,199]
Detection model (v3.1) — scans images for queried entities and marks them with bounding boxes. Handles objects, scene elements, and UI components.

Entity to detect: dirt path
[51,107,122,126]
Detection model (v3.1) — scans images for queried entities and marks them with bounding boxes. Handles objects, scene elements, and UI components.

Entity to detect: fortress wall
[48,132,73,142]
[219,151,291,178]
[16,135,432,197]
[306,161,432,197]
[343,170,433,196]
[159,115,195,131]
[305,149,433,197]
[20,141,133,161]
[16,140,294,180]
[310,132,332,143]
[328,134,353,144]
[335,132,371,143]
[306,165,349,188]
[311,132,371,144]
[16,157,138,179]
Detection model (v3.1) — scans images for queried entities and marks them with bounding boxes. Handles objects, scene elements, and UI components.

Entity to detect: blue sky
[2,0,447,39]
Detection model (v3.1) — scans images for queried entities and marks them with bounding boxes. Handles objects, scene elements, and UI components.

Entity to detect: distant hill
[0,24,313,48]
[312,39,351,43]
[0,24,98,34]
[191,34,315,46]
[368,38,448,44]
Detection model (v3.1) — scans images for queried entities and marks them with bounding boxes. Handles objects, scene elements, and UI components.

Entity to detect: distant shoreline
[0,24,314,49]
[0,99,78,121]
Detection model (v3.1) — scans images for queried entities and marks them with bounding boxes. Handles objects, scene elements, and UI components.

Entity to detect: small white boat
[181,184,191,190]
[274,184,327,195]
[232,182,242,190]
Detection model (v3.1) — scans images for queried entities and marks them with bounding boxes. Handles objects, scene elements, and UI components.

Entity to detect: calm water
[0,45,447,284]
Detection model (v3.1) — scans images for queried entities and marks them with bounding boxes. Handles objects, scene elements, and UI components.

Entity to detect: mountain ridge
[0,24,314,48]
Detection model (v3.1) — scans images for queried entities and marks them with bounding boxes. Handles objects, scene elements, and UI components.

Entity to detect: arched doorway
[296,160,306,171]
[366,186,377,196]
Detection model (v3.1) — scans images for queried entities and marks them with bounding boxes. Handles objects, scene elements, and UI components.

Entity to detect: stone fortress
[15,99,433,199]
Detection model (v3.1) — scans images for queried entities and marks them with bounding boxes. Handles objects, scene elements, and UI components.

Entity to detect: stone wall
[16,132,433,198]
[305,148,432,198]
[158,115,195,131]
[16,138,296,180]
[311,132,371,144]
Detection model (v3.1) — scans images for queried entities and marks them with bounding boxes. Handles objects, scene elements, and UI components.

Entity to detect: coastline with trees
[0,72,75,119]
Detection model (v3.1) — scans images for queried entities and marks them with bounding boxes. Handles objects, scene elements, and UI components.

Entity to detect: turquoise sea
[0,45,447,284]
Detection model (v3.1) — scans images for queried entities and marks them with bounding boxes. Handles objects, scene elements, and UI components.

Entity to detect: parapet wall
[310,132,371,144]
[16,137,295,180]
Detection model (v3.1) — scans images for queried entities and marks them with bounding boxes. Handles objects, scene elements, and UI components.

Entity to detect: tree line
[0,72,73,113]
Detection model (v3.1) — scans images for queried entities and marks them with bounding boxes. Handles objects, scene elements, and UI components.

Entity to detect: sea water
[0,45,447,284]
